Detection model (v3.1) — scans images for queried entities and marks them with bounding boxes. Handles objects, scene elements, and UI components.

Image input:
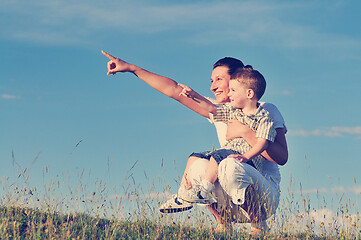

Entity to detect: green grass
[1,158,360,239]
[0,205,242,239]
[0,205,334,239]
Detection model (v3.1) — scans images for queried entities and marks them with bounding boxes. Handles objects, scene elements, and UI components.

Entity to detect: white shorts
[187,158,280,222]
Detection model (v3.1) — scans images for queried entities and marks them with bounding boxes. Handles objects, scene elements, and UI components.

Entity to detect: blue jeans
[190,149,240,164]
[190,148,256,169]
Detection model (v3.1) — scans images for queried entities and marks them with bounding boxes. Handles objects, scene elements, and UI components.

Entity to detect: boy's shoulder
[214,102,234,110]
[206,97,232,109]
[256,104,272,118]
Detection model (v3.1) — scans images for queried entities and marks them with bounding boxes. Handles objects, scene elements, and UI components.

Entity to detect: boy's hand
[101,50,133,75]
[178,83,195,98]
[228,154,248,163]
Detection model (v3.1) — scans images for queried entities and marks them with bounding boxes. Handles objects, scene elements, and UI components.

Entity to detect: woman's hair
[231,67,266,100]
[213,57,245,76]
[243,65,253,70]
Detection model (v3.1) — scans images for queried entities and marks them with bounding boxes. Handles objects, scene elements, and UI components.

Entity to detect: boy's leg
[181,156,222,204]
[203,157,219,184]
[179,156,203,190]
[182,149,241,204]
[184,158,234,232]
[159,155,203,213]
[160,155,213,213]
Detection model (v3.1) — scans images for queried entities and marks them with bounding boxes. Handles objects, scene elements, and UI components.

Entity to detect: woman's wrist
[129,64,139,73]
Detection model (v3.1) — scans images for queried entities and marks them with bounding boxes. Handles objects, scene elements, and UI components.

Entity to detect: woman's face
[210,66,231,104]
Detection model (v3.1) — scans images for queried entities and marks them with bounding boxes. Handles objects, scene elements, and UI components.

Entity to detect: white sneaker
[159,194,193,213]
[180,184,217,205]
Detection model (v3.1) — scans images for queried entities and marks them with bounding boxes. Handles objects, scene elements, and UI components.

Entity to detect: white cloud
[1,0,360,58]
[276,207,361,236]
[294,185,361,195]
[1,94,20,100]
[331,126,361,135]
[108,191,171,201]
[289,126,361,138]
[278,90,293,96]
[80,191,172,203]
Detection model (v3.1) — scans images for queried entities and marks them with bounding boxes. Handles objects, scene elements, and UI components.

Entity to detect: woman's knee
[218,158,237,185]
[218,158,252,187]
[218,158,243,177]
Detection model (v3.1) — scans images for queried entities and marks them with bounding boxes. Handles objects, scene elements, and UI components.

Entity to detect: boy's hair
[213,57,245,76]
[230,66,267,100]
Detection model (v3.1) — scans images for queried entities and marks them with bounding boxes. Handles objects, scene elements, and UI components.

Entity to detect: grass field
[1,162,360,239]
[1,205,343,239]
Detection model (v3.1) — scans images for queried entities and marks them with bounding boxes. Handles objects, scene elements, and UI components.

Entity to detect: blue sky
[1,0,361,220]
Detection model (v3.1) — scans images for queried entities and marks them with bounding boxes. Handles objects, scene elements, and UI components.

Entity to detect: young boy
[171,66,276,205]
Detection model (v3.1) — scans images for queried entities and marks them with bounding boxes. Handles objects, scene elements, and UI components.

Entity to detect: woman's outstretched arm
[102,51,215,117]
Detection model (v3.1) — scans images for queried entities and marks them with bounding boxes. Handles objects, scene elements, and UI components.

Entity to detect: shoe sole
[159,205,193,213]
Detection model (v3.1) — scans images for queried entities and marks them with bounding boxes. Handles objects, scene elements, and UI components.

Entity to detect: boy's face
[228,80,249,108]
[210,66,231,104]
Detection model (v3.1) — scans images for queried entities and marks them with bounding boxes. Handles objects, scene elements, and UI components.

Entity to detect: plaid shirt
[210,103,276,171]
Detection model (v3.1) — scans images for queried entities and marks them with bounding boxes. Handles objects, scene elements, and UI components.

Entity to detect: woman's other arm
[226,120,288,165]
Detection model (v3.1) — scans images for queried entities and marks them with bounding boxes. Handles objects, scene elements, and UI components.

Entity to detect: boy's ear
[247,89,255,99]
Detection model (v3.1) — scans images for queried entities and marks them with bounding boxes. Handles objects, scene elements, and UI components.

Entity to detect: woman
[102,51,288,234]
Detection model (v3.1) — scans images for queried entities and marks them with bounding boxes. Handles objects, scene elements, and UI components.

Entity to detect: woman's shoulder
[259,102,287,132]
[259,102,279,112]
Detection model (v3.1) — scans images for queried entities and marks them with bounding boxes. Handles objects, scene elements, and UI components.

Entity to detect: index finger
[101,50,116,60]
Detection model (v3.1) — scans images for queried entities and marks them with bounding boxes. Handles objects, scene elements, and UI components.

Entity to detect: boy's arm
[178,83,217,115]
[102,51,216,118]
[229,138,269,162]
[226,120,288,165]
[242,138,269,161]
